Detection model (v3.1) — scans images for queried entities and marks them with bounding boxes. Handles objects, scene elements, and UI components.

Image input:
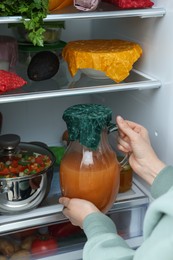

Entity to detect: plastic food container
[18,41,66,66]
[0,35,18,71]
[13,26,62,44]
[80,68,108,79]
[17,41,67,84]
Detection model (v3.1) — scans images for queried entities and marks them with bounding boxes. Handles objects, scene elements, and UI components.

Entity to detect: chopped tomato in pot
[0,153,52,178]
[0,167,9,175]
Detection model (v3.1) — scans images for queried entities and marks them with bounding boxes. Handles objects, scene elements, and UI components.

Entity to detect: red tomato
[35,156,44,165]
[31,235,58,257]
[48,222,82,238]
[18,165,26,172]
[9,166,18,173]
[0,168,9,175]
[11,160,18,168]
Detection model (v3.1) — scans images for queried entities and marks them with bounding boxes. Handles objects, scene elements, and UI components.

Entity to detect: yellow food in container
[49,0,73,12]
[62,39,143,83]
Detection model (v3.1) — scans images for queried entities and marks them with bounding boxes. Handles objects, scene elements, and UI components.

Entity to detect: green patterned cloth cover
[62,104,112,150]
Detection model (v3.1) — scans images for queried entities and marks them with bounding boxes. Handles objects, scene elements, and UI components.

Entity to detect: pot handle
[0,184,9,194]
[107,123,129,168]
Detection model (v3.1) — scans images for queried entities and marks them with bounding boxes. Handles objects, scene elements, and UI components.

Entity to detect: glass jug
[59,104,127,213]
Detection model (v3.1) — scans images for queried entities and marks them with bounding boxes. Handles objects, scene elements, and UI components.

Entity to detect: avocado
[27,51,60,81]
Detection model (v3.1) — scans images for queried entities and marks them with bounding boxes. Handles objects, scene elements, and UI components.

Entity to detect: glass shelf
[0,69,161,104]
[0,3,166,24]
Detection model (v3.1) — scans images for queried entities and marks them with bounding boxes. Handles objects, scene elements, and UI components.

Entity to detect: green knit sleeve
[151,165,173,199]
[83,212,134,260]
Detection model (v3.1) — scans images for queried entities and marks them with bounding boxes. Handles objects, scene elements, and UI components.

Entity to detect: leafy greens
[0,0,49,46]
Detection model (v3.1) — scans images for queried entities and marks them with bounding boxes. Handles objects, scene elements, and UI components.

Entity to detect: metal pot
[0,134,56,214]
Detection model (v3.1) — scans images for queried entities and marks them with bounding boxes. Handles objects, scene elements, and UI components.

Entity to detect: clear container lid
[18,41,66,53]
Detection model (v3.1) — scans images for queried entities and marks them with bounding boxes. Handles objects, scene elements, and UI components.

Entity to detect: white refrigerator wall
[90,0,173,165]
[0,95,91,146]
[0,0,173,165]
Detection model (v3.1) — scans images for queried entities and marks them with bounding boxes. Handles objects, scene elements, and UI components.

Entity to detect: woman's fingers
[116,116,141,139]
[59,197,72,219]
[59,197,70,208]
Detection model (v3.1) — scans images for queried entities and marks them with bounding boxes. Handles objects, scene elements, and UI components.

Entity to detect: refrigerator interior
[0,1,172,164]
[0,0,171,258]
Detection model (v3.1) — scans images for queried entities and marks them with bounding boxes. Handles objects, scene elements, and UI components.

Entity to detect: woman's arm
[59,197,135,260]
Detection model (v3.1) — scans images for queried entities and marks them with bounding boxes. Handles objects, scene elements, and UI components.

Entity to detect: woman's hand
[59,197,100,228]
[116,116,165,184]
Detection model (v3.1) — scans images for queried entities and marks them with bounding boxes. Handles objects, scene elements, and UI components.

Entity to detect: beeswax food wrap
[62,39,142,83]
[62,104,112,150]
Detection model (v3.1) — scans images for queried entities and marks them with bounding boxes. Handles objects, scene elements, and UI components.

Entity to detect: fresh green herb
[0,0,49,46]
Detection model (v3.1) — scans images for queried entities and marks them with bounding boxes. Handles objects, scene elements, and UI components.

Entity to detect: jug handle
[107,123,129,168]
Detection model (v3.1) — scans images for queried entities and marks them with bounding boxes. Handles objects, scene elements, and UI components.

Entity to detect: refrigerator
[0,0,170,259]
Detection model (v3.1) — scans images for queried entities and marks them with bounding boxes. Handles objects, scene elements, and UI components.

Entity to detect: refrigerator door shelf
[0,168,149,235]
[0,69,161,104]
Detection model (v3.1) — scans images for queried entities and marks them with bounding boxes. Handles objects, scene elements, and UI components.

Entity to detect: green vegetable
[18,161,30,166]
[0,0,49,46]
[49,146,65,165]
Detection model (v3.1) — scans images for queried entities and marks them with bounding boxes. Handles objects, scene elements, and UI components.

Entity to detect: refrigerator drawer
[108,203,148,240]
[0,168,149,260]
[45,202,147,256]
[0,170,149,259]
[0,201,147,259]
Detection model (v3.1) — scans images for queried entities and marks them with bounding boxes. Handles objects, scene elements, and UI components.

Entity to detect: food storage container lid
[62,104,112,150]
[0,36,18,71]
[18,41,66,52]
[0,134,55,179]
